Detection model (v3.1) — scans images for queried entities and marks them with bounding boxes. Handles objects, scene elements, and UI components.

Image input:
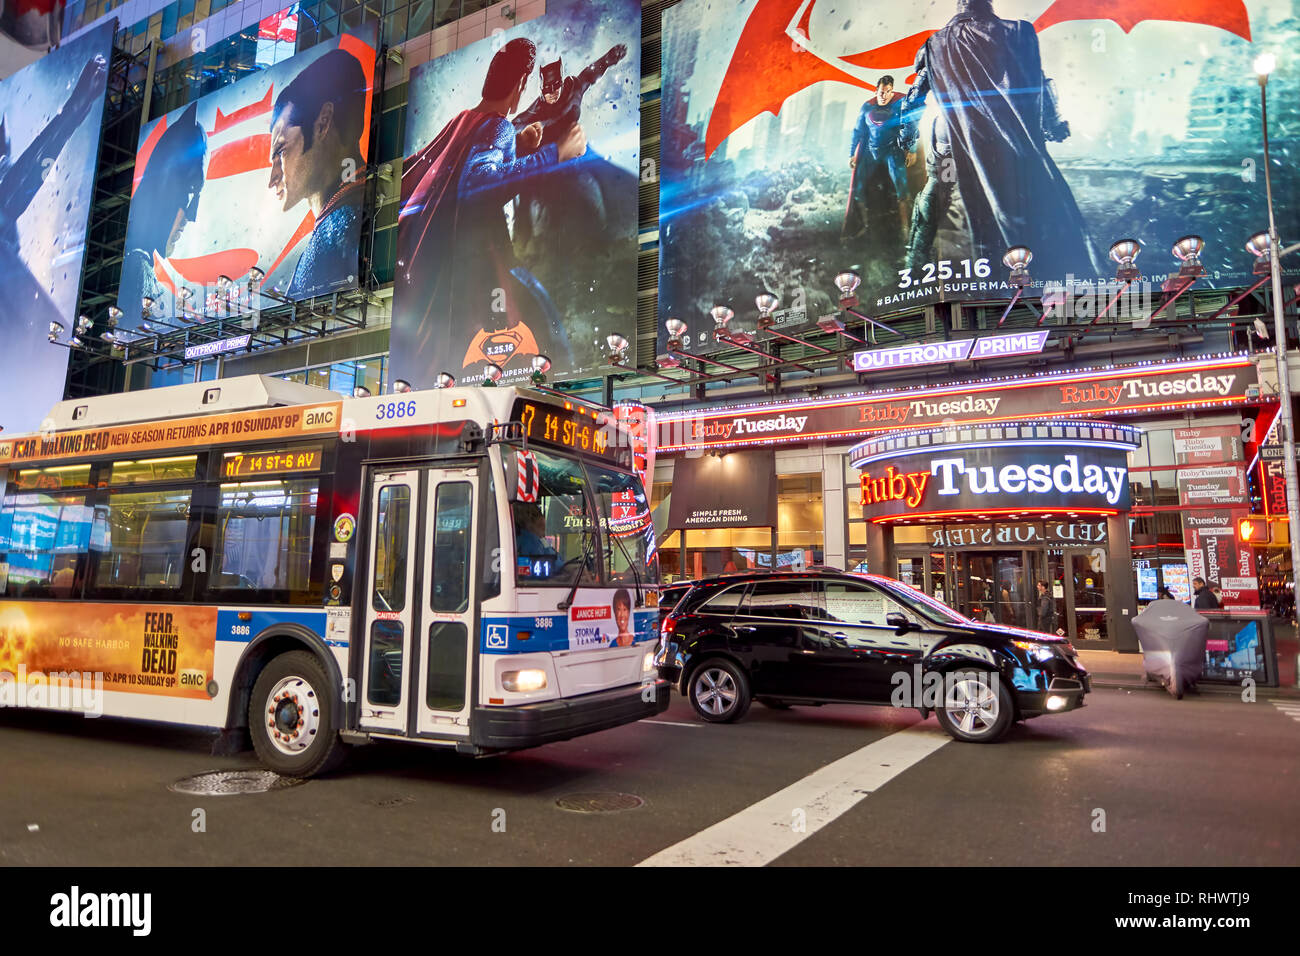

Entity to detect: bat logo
[703,0,1253,158]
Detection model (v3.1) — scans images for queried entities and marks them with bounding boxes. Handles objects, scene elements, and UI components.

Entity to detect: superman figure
[845,75,917,238]
[393,38,586,386]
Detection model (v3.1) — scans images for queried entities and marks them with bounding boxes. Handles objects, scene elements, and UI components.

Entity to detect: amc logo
[0,442,10,459]
[304,406,337,428]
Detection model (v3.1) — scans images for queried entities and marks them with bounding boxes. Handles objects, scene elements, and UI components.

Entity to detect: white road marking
[1272,702,1300,720]
[637,724,949,867]
[642,720,705,728]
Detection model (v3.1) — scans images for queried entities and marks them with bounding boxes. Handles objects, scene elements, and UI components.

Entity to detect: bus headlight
[502,669,548,692]
[642,650,655,673]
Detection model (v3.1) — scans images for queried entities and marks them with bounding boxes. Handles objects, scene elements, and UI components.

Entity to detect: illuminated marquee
[851,421,1142,523]
[657,356,1256,453]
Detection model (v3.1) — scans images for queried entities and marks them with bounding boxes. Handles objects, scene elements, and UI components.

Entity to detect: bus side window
[1,491,93,599]
[93,489,191,592]
[212,479,318,597]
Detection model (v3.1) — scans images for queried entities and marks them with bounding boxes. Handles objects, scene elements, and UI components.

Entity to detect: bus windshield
[588,462,660,588]
[511,450,657,589]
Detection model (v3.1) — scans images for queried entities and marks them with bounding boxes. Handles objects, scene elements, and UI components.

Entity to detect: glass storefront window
[777,474,822,567]
[678,528,773,581]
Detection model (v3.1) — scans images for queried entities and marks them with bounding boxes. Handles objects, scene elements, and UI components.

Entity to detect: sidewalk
[1078,644,1300,698]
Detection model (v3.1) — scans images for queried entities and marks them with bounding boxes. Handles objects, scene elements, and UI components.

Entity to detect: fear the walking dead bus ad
[116,25,377,329]
[1,20,113,435]
[0,604,216,701]
[390,0,641,388]
[658,0,1300,351]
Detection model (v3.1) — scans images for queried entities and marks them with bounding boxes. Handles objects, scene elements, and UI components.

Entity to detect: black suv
[654,570,1089,742]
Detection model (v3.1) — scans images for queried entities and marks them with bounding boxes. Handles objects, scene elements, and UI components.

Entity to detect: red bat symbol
[704,0,1253,159]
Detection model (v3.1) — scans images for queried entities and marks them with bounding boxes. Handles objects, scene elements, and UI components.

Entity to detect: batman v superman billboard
[117,25,377,330]
[390,0,640,389]
[659,0,1300,351]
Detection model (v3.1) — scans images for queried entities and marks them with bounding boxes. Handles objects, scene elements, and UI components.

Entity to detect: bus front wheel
[249,651,346,778]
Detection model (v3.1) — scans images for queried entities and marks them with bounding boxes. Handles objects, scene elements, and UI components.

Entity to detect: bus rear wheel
[249,651,346,778]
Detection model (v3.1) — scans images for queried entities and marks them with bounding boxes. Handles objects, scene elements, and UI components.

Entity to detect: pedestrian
[1192,577,1220,610]
[1036,580,1057,635]
[1157,586,1175,600]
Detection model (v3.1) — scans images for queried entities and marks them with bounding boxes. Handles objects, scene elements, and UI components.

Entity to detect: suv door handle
[733,625,757,633]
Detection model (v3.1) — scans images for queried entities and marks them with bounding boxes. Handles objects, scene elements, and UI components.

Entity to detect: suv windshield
[511,450,658,589]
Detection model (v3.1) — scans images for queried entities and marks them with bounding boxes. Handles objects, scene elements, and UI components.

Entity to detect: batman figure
[902,0,1104,281]
[117,102,208,325]
[511,43,629,246]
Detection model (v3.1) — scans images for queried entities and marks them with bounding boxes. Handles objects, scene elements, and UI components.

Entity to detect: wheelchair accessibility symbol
[486,625,508,649]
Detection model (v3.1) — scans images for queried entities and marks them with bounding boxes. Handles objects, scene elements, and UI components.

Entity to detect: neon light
[657,354,1251,424]
[871,507,1118,524]
[657,395,1247,452]
[851,439,1143,468]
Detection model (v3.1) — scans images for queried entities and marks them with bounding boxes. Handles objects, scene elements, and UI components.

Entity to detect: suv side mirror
[886,611,914,633]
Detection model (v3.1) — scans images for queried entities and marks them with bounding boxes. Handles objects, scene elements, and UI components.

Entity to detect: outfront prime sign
[851,330,1049,373]
[657,356,1257,453]
[852,443,1137,522]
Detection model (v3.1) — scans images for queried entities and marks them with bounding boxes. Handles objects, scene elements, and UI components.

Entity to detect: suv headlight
[1012,640,1057,663]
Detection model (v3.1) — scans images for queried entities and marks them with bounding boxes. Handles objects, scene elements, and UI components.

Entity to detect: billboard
[0,20,113,435]
[659,0,1300,351]
[117,24,377,329]
[390,0,641,388]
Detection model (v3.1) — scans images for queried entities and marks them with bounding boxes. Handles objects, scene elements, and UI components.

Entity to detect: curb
[1090,676,1300,699]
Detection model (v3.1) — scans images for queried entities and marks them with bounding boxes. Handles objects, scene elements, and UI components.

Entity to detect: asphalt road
[1,683,1296,866]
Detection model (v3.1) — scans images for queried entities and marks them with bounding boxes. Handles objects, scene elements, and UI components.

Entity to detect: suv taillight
[661,613,679,640]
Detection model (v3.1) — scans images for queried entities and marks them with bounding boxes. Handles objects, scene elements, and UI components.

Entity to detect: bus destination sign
[513,400,632,467]
[222,445,324,479]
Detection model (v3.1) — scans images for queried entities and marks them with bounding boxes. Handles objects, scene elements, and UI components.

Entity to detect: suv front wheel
[936,669,1014,743]
[688,658,752,723]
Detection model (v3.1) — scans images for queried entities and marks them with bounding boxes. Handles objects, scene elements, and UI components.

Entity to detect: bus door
[360,466,478,738]
[415,467,476,737]
[360,470,419,734]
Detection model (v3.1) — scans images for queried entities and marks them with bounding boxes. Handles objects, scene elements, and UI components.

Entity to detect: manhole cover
[555,792,645,813]
[168,770,306,796]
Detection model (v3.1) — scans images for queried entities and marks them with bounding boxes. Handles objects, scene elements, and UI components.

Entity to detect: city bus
[0,376,666,776]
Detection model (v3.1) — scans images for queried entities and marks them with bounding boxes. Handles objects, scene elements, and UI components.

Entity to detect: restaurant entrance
[896,545,1111,645]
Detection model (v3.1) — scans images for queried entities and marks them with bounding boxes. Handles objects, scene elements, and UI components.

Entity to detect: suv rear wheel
[688,658,751,723]
[936,669,1014,743]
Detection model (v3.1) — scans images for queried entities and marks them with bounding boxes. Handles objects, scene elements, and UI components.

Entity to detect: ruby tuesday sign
[656,357,1255,452]
[853,444,1135,521]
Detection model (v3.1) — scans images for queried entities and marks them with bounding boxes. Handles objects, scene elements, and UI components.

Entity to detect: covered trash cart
[1133,598,1209,699]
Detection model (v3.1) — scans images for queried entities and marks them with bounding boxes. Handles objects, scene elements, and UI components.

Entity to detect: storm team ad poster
[659,0,1300,352]
[0,21,113,434]
[390,0,641,388]
[117,24,377,330]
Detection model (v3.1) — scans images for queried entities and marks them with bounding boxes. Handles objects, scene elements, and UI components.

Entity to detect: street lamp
[1256,51,1300,625]
[1109,239,1142,282]
[531,354,552,385]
